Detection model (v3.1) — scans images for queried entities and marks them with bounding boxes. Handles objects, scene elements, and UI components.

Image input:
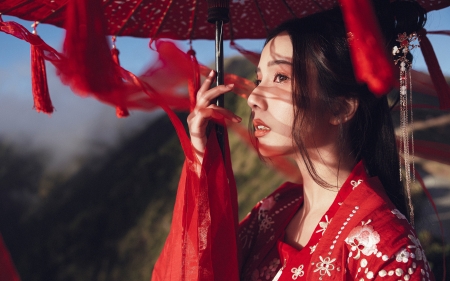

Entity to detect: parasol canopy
[0,0,448,40]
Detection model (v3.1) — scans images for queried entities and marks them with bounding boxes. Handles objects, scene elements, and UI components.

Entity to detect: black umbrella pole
[215,20,225,158]
[207,0,229,159]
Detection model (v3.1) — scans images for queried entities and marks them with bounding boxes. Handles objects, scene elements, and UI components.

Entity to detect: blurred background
[0,7,449,281]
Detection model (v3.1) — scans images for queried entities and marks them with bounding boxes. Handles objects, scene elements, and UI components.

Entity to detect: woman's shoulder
[342,205,433,280]
[338,178,434,280]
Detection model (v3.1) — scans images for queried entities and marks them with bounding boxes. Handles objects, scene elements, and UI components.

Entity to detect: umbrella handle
[214,20,226,158]
[207,0,230,158]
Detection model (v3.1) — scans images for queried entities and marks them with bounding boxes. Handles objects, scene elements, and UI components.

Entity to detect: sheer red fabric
[418,29,450,109]
[0,234,20,281]
[61,0,123,96]
[151,129,239,281]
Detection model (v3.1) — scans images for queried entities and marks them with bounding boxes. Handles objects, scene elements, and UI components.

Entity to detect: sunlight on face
[247,33,295,157]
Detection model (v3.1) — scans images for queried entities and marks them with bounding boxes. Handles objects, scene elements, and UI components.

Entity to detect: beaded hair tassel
[392,32,420,225]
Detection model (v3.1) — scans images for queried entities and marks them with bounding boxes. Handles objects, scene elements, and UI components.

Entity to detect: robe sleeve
[151,128,240,281]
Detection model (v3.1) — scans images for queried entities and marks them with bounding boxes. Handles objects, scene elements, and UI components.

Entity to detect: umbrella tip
[207,0,230,23]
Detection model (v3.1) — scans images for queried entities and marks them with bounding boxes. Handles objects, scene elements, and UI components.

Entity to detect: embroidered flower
[350,179,363,189]
[392,46,399,56]
[396,248,410,263]
[407,233,425,261]
[310,243,317,254]
[392,209,407,220]
[345,224,380,259]
[260,196,276,211]
[291,264,304,280]
[255,258,280,280]
[316,215,331,235]
[259,215,274,233]
[314,256,336,277]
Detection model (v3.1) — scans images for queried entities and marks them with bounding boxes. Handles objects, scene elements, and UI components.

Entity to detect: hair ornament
[392,31,420,225]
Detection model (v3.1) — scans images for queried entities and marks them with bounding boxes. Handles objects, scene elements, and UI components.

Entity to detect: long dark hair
[260,0,426,217]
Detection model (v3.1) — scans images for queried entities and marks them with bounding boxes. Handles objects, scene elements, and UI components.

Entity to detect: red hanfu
[238,161,434,281]
[152,126,435,281]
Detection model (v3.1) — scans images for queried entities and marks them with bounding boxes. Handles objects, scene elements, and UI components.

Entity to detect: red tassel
[111,45,130,118]
[62,0,121,95]
[31,36,54,114]
[111,47,120,65]
[230,41,260,66]
[338,0,395,96]
[418,29,450,110]
[115,106,129,118]
[187,49,200,112]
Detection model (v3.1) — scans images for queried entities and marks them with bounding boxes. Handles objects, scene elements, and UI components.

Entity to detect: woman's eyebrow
[256,60,292,73]
[267,59,292,66]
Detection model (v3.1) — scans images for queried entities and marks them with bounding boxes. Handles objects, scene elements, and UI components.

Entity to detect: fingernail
[226,84,234,88]
[209,70,215,77]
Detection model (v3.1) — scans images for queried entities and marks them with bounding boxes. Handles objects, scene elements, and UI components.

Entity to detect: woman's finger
[196,84,235,108]
[197,70,216,95]
[196,70,235,108]
[188,105,242,130]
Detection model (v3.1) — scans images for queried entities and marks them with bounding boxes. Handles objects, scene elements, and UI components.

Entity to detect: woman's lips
[253,119,270,137]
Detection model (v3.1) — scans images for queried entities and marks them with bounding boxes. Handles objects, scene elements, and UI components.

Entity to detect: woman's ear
[329,97,359,125]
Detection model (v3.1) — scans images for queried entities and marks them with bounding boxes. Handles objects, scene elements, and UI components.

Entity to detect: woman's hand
[187,70,242,164]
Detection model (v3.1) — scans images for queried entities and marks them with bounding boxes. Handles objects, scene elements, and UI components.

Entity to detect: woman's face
[247,32,296,157]
[248,32,334,158]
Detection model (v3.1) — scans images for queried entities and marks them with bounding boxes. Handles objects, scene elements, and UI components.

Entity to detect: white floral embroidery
[392,209,407,220]
[291,264,304,280]
[407,233,425,262]
[345,222,380,259]
[260,196,276,211]
[314,256,336,277]
[350,179,363,189]
[259,215,274,233]
[310,243,317,254]
[316,215,331,235]
[396,248,410,263]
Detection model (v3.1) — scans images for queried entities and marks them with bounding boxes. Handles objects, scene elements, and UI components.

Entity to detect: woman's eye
[254,79,261,86]
[274,74,289,83]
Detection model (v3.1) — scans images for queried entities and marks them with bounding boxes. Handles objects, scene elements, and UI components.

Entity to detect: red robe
[152,129,435,281]
[238,161,434,281]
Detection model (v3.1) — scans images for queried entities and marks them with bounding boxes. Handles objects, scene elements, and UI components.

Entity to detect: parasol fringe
[230,41,260,66]
[111,43,130,118]
[418,29,450,110]
[62,0,122,96]
[187,48,200,112]
[338,0,396,95]
[30,34,54,114]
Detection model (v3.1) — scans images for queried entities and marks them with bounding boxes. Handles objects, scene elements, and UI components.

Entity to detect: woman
[187,1,434,280]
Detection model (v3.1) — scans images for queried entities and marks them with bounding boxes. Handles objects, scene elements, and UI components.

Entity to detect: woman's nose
[247,87,267,111]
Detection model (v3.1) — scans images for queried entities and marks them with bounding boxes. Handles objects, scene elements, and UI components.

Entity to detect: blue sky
[0,7,449,170]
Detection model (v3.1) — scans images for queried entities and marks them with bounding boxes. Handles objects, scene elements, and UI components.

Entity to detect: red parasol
[1,1,450,281]
[0,0,448,39]
[1,0,449,109]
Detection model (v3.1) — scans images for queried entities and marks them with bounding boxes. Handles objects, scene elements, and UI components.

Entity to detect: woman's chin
[257,144,294,158]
